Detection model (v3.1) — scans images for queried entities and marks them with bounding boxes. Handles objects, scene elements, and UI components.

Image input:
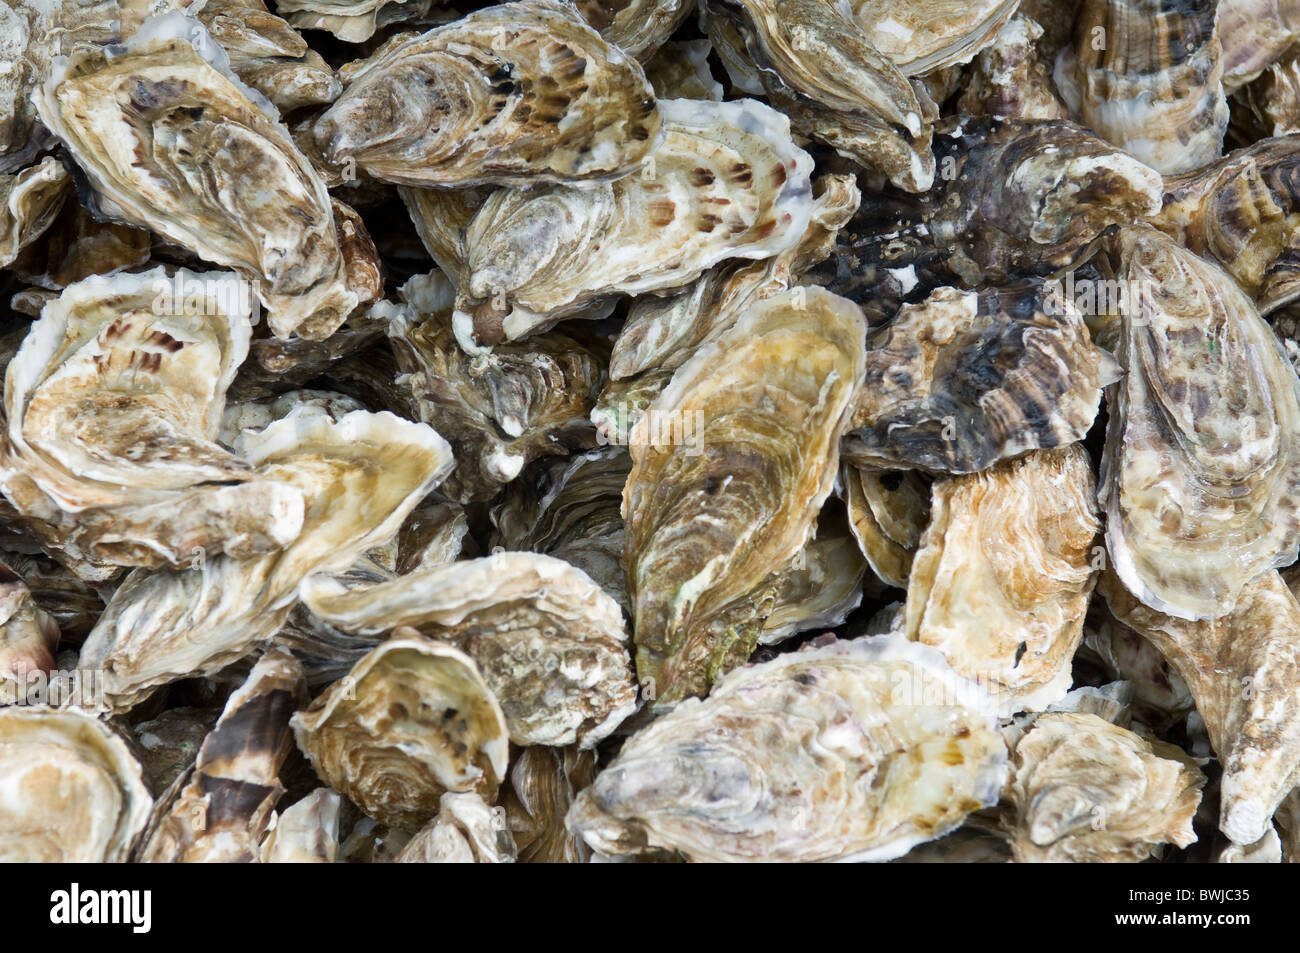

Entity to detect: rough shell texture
[623,287,865,704]
[396,791,517,863]
[273,0,433,42]
[299,552,638,748]
[566,636,1006,862]
[502,745,597,863]
[0,559,60,705]
[1003,712,1205,862]
[1100,227,1300,621]
[849,0,1020,76]
[0,706,152,862]
[574,0,694,59]
[262,787,342,863]
[292,630,510,828]
[956,15,1069,121]
[313,1,661,189]
[906,446,1100,716]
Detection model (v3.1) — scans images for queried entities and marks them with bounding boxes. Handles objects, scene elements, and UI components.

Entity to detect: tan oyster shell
[0,156,69,268]
[574,0,693,59]
[759,511,867,645]
[849,0,1019,76]
[624,287,865,704]
[291,630,510,827]
[1,268,306,572]
[262,788,341,863]
[314,2,660,189]
[141,649,306,862]
[1054,0,1228,174]
[1101,569,1300,845]
[78,409,453,712]
[454,96,814,348]
[906,446,1100,715]
[0,559,60,706]
[396,792,517,863]
[844,283,1113,474]
[502,745,597,863]
[1100,227,1300,620]
[643,39,724,100]
[0,706,152,861]
[35,12,375,340]
[1003,712,1205,862]
[843,465,930,589]
[300,552,638,748]
[702,0,935,192]
[1218,0,1300,90]
[273,0,432,42]
[567,636,1006,862]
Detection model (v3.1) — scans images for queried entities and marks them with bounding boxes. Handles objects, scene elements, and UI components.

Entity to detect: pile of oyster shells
[4,0,1300,864]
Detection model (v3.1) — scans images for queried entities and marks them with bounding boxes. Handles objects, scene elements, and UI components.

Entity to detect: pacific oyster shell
[574,0,693,59]
[1003,712,1205,862]
[1100,226,1300,620]
[0,706,152,861]
[759,510,867,646]
[956,16,1070,121]
[273,0,432,42]
[0,559,60,706]
[566,636,1006,862]
[454,96,813,347]
[843,465,930,590]
[291,629,510,827]
[623,287,865,704]
[262,788,341,863]
[849,0,1019,76]
[0,156,69,269]
[300,552,638,748]
[314,1,661,189]
[502,745,597,863]
[396,791,517,863]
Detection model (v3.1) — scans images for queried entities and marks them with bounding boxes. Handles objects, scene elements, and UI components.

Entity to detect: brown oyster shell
[1003,711,1205,862]
[567,636,1007,862]
[273,0,433,42]
[574,0,694,59]
[291,629,510,828]
[314,1,661,189]
[843,465,930,589]
[643,39,724,100]
[0,156,69,268]
[1100,227,1300,620]
[502,745,597,863]
[623,287,865,704]
[0,559,61,706]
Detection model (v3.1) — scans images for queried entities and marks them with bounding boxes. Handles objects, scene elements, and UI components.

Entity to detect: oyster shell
[566,636,1006,862]
[141,649,306,862]
[1,268,306,572]
[314,2,661,189]
[0,156,69,269]
[0,706,152,861]
[291,629,510,827]
[643,39,723,100]
[1218,0,1300,90]
[399,187,488,289]
[702,0,935,192]
[131,706,221,792]
[623,287,865,704]
[956,16,1070,121]
[502,744,597,863]
[0,560,61,706]
[1003,712,1205,862]
[849,0,1020,76]
[455,96,813,348]
[300,552,638,748]
[77,409,453,711]
[759,511,867,646]
[1055,0,1228,174]
[574,0,693,59]
[1100,227,1300,620]
[1101,569,1300,845]
[843,465,930,589]
[9,200,152,291]
[843,283,1113,474]
[35,12,376,340]
[906,446,1100,715]
[273,0,432,42]
[262,788,341,863]
[396,791,517,863]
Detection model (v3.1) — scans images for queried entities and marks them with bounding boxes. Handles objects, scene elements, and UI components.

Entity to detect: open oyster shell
[300,552,638,748]
[291,629,510,828]
[35,12,376,340]
[316,1,660,189]
[142,649,306,862]
[396,791,517,863]
[1003,711,1205,862]
[454,96,813,348]
[906,446,1100,716]
[624,287,865,704]
[567,636,1006,862]
[1101,569,1300,845]
[77,409,453,712]
[1100,227,1300,620]
[702,0,935,192]
[843,283,1113,475]
[0,706,152,861]
[1054,0,1228,174]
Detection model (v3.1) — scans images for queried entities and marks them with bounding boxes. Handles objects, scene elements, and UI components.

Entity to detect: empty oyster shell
[262,788,341,863]
[0,560,60,706]
[567,636,1006,862]
[396,791,517,863]
[703,0,935,192]
[1101,569,1300,845]
[1054,0,1228,174]
[1,268,306,572]
[843,465,930,589]
[502,745,597,863]
[623,287,865,704]
[574,0,693,59]
[292,629,510,827]
[0,706,152,861]
[455,96,813,347]
[273,0,432,42]
[141,649,306,862]
[314,1,661,189]
[78,409,453,711]
[956,16,1070,121]
[906,446,1100,715]
[1100,227,1300,620]
[0,157,69,269]
[300,552,638,748]
[843,283,1113,474]
[35,12,376,340]
[849,0,1019,76]
[1003,712,1205,862]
